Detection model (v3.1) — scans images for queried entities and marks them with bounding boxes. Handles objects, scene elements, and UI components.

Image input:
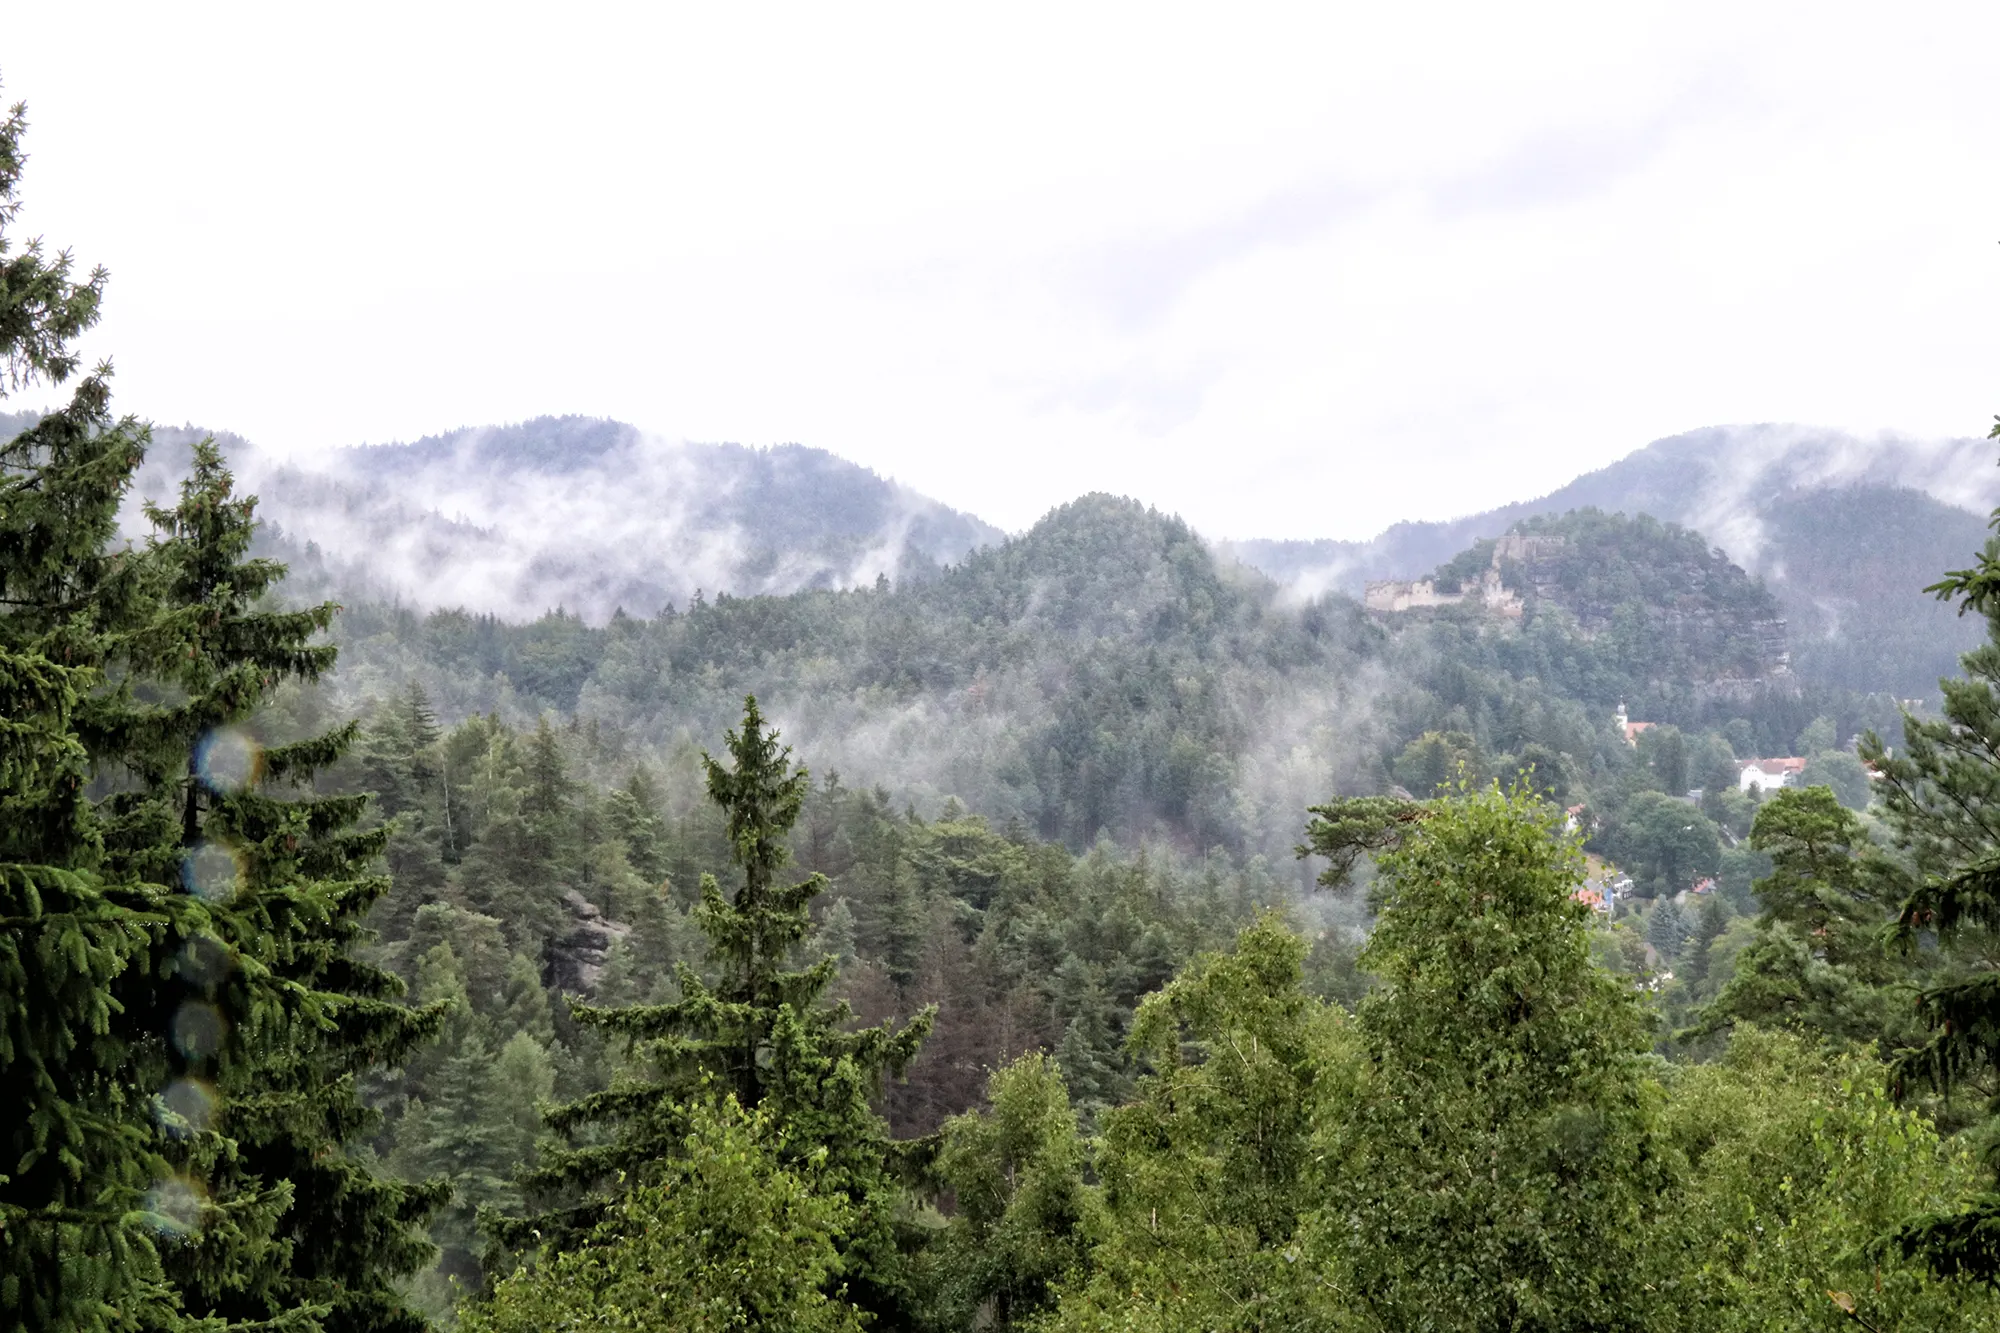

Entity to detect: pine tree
[467,1099,867,1333]
[0,385,190,1333]
[1647,896,1688,962]
[498,696,933,1320]
[349,684,451,940]
[454,720,569,952]
[387,946,547,1300]
[518,717,571,879]
[92,441,446,1333]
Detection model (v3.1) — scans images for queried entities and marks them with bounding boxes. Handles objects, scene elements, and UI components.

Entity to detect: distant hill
[1226,424,1999,697]
[123,416,1005,621]
[316,493,1873,870]
[1418,509,1793,700]
[322,492,1380,862]
[6,408,1986,698]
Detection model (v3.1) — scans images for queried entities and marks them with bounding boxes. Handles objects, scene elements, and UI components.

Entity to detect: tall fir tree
[0,88,222,1333]
[349,683,452,941]
[498,696,932,1321]
[90,441,447,1333]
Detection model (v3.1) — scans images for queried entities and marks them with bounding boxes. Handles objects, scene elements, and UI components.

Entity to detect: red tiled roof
[1740,757,1806,776]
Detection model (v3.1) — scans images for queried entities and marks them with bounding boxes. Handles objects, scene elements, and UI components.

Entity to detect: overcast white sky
[6,3,1998,538]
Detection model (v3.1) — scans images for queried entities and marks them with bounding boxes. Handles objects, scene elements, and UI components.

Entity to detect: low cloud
[127,418,1001,622]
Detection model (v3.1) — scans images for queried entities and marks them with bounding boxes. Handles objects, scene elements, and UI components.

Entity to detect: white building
[1738,757,1806,793]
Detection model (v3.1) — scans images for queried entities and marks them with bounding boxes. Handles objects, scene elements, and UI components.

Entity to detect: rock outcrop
[546,888,631,996]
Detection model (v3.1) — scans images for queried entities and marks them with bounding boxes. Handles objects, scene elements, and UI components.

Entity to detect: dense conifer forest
[15,84,2000,1333]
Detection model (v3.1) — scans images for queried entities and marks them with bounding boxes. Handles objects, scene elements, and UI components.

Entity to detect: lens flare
[175,933,233,991]
[143,1175,209,1235]
[155,1079,219,1137]
[195,727,262,792]
[181,842,243,903]
[171,1002,226,1062]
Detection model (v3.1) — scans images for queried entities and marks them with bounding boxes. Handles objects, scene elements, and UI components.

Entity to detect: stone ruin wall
[1364,534,1559,617]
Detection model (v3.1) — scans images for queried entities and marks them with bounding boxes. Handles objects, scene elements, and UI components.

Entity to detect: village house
[1738,757,1806,793]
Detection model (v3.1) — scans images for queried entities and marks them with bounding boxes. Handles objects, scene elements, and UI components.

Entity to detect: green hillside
[19,76,2000,1333]
[1233,425,1996,698]
[1764,485,1989,692]
[1429,508,1790,697]
[317,498,1896,878]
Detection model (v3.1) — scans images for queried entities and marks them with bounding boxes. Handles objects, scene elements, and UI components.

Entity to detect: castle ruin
[1364,533,1566,617]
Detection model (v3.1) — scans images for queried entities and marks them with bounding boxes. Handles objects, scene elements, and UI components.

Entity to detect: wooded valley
[12,83,2000,1333]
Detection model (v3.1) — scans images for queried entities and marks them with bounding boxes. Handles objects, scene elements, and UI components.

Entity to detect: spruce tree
[93,441,446,1333]
[499,696,932,1319]
[387,944,544,1299]
[350,684,451,940]
[0,365,188,1333]
[0,89,215,1332]
[602,765,667,885]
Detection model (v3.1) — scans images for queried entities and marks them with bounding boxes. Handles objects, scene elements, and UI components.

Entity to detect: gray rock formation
[547,888,631,996]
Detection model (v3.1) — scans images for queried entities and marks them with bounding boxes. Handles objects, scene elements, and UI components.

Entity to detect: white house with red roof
[1738,757,1806,793]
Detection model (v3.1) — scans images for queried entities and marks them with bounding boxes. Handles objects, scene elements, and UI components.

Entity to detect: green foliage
[463,1096,866,1333]
[1798,715,1838,756]
[1651,1027,2000,1332]
[502,696,932,1322]
[1637,723,1691,795]
[1040,916,1356,1332]
[1607,791,1722,898]
[1296,794,1427,891]
[17,67,2000,1333]
[1861,478,2000,1279]
[324,693,1280,1321]
[113,444,444,1333]
[1390,729,1481,796]
[2,91,436,1332]
[0,94,295,1333]
[1648,896,1690,960]
[0,98,103,393]
[931,1054,1096,1329]
[1802,750,1873,811]
[1321,784,1664,1332]
[0,357,180,1333]
[1690,786,1903,1047]
[1504,506,1776,700]
[385,945,551,1308]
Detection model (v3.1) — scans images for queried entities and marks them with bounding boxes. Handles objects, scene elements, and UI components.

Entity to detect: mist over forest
[17,71,2000,1333]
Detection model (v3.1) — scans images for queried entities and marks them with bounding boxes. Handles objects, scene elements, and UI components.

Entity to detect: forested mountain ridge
[73,413,1003,621]
[328,493,1386,865]
[3,406,1979,697]
[1430,509,1794,693]
[316,492,1878,883]
[1231,423,1996,696]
